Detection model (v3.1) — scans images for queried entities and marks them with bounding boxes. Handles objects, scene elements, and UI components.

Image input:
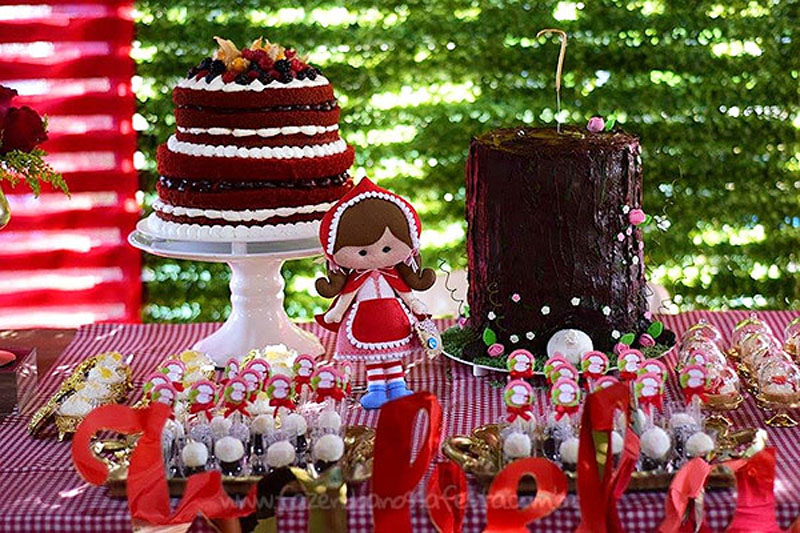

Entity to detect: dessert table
[2,310,800,532]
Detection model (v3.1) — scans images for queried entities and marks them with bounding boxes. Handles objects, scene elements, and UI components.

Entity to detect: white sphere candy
[210,415,232,437]
[181,441,208,467]
[282,413,308,437]
[214,436,244,463]
[317,410,342,432]
[503,432,532,459]
[266,440,296,468]
[685,432,715,458]
[641,427,671,461]
[610,431,624,455]
[546,329,594,366]
[313,434,345,463]
[251,414,275,435]
[559,437,580,465]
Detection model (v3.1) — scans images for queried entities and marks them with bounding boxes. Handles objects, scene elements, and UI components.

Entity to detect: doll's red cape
[314,267,412,332]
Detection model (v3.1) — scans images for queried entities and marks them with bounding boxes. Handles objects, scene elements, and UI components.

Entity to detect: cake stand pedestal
[129,218,325,367]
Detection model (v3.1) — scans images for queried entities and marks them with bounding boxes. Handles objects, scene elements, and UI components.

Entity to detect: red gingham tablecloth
[2,311,800,532]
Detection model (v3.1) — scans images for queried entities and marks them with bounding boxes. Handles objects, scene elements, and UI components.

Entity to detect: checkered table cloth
[2,311,800,531]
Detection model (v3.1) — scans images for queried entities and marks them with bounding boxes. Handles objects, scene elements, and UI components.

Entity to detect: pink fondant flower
[617,233,625,242]
[457,316,468,328]
[638,333,656,347]
[613,342,628,355]
[628,208,646,226]
[587,116,605,133]
[511,293,521,303]
[644,311,653,320]
[487,343,505,358]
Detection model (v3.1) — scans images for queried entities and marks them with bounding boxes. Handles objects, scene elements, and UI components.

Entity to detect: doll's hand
[410,298,428,316]
[324,307,345,324]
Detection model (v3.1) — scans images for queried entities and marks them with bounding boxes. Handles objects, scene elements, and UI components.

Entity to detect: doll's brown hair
[315,198,436,298]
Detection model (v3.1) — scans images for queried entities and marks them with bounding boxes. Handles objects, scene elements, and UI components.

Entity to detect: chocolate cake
[147,37,354,241]
[464,126,656,354]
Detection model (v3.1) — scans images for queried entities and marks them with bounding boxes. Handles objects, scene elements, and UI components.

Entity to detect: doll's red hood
[318,177,421,263]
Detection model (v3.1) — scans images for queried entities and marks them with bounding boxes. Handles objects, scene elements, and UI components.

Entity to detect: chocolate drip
[465,126,649,352]
[159,172,349,193]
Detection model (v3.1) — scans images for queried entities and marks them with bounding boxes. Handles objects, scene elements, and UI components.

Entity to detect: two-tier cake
[147,37,355,241]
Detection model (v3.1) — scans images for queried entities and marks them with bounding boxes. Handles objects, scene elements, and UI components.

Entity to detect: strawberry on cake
[148,37,355,241]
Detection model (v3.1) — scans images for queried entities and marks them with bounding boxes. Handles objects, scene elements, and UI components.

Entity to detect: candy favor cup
[756,392,800,428]
[702,393,743,437]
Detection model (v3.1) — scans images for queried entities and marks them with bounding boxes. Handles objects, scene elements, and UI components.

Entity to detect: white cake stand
[129,217,325,367]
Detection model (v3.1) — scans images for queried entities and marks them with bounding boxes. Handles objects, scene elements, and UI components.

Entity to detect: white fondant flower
[510,335,519,344]
[622,205,631,214]
[488,311,496,320]
[571,297,580,306]
[541,306,550,315]
[612,330,621,339]
[526,331,535,340]
[602,306,612,316]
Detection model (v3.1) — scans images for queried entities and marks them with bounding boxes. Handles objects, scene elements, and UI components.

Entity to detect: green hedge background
[134,0,800,323]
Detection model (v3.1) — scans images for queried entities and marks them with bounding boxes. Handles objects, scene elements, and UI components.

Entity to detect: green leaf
[620,333,636,345]
[643,214,653,225]
[482,327,497,346]
[604,117,616,131]
[647,321,664,338]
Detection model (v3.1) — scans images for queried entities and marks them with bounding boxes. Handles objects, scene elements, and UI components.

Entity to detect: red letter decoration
[426,460,468,533]
[71,403,256,525]
[576,382,640,533]
[484,457,567,533]
[372,392,443,533]
[659,448,780,533]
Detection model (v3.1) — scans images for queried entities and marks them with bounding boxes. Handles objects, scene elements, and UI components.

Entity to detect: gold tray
[442,424,761,492]
[102,425,375,498]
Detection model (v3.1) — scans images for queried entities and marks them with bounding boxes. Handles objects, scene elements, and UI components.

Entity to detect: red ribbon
[506,405,533,423]
[576,383,640,533]
[223,401,250,418]
[372,392,443,533]
[315,387,345,403]
[681,386,706,405]
[639,394,664,415]
[71,403,256,525]
[659,448,780,533]
[425,461,467,533]
[188,401,214,419]
[509,369,533,380]
[484,458,567,532]
[554,403,579,421]
[269,397,296,411]
[293,375,311,395]
[619,370,637,382]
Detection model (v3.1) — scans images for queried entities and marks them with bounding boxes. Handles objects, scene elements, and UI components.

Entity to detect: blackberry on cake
[148,36,355,241]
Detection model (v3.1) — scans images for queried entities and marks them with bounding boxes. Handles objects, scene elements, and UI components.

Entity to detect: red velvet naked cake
[148,37,355,241]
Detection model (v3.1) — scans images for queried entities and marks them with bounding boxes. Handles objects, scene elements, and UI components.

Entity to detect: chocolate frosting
[465,126,649,353]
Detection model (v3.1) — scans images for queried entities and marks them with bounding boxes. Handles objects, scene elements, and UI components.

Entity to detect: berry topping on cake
[186,36,321,86]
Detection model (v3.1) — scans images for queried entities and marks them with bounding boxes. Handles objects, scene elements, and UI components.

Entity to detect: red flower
[1,106,47,154]
[0,85,17,116]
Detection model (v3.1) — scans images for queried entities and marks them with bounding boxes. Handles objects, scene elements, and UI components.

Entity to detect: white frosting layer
[145,213,320,242]
[153,199,334,223]
[177,124,338,138]
[166,135,347,160]
[177,75,330,92]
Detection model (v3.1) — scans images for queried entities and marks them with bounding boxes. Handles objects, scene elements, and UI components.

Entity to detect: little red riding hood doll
[315,178,436,409]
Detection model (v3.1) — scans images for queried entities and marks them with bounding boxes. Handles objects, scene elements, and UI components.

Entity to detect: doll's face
[333,228,412,270]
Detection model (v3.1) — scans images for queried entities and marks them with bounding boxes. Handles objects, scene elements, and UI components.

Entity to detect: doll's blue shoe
[360,384,388,409]
[387,381,414,400]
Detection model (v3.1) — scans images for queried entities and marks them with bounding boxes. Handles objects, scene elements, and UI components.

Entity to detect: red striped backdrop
[0,0,140,328]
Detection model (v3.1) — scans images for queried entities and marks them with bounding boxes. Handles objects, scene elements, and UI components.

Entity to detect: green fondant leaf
[644,214,653,225]
[605,117,617,131]
[483,327,497,346]
[620,333,635,345]
[647,321,664,338]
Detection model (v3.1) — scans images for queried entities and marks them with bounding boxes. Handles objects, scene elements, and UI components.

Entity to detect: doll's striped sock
[383,360,405,385]
[365,362,385,386]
